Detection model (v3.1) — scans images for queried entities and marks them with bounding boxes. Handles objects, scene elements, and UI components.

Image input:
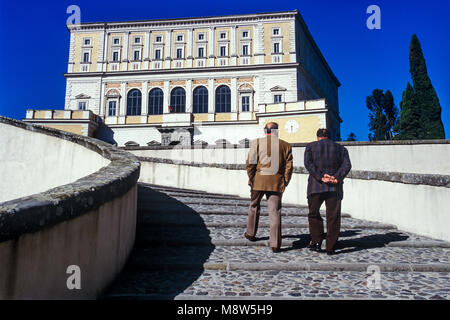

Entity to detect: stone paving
[104,183,450,300]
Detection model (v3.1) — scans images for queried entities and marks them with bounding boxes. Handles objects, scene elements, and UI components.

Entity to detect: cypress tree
[409,34,445,139]
[396,82,421,140]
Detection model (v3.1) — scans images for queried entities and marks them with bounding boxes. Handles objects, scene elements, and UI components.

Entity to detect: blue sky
[0,0,448,140]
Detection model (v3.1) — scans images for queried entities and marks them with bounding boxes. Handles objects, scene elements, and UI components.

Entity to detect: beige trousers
[246,190,282,248]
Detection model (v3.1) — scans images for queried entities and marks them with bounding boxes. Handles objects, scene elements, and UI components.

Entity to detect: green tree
[409,34,445,139]
[366,89,398,141]
[346,132,357,141]
[396,82,422,140]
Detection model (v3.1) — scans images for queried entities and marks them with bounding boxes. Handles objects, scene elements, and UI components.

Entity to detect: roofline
[67,10,299,30]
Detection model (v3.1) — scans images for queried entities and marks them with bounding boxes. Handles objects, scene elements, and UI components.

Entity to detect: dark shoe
[244,232,256,242]
[326,250,335,256]
[271,247,280,253]
[308,242,322,252]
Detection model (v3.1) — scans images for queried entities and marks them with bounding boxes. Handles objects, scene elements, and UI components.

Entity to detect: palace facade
[25,10,342,146]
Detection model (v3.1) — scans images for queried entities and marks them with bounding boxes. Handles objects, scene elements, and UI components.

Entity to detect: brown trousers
[246,190,282,249]
[307,192,341,252]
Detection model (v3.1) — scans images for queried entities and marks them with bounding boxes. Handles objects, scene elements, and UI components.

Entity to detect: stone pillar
[254,23,264,64]
[163,80,170,113]
[99,81,106,117]
[97,30,105,72]
[119,82,127,124]
[142,81,148,116]
[143,30,151,69]
[230,25,237,66]
[208,26,215,67]
[68,32,75,73]
[187,28,194,68]
[186,79,193,113]
[122,31,129,71]
[231,78,238,120]
[102,32,109,72]
[165,29,172,69]
[208,78,215,121]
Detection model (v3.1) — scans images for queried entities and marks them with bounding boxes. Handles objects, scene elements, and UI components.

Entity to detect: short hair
[264,122,279,130]
[316,128,330,138]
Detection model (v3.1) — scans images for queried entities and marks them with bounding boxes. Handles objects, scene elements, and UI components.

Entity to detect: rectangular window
[220,46,226,57]
[155,49,161,60]
[242,45,248,56]
[83,52,90,63]
[108,101,117,116]
[84,38,91,46]
[155,36,162,42]
[274,94,282,103]
[198,33,204,40]
[198,47,204,57]
[220,32,226,39]
[273,42,280,53]
[112,51,119,62]
[273,28,280,35]
[242,96,250,112]
[78,102,87,110]
[176,48,183,59]
[113,38,120,45]
[134,50,140,61]
[242,31,249,38]
[134,37,141,44]
[177,35,183,41]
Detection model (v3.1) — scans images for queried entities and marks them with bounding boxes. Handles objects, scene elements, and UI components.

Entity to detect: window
[78,101,87,110]
[215,85,231,113]
[155,36,162,42]
[113,38,120,45]
[176,48,183,59]
[148,88,163,115]
[177,35,183,41]
[242,31,249,38]
[242,96,250,112]
[193,86,208,113]
[220,32,226,39]
[127,89,142,115]
[134,37,141,44]
[220,46,226,57]
[273,28,280,36]
[273,42,280,53]
[112,51,119,62]
[198,33,205,40]
[170,87,186,113]
[84,38,91,46]
[155,49,161,60]
[108,101,117,116]
[242,45,248,56]
[82,52,90,63]
[134,50,140,61]
[198,47,204,58]
[274,94,282,103]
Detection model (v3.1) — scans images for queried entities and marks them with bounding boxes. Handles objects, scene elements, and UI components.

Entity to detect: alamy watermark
[366,5,381,30]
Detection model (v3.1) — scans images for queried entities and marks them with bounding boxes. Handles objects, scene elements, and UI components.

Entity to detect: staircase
[103,183,450,300]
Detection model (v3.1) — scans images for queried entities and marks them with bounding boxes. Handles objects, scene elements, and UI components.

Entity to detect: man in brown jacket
[245,122,293,252]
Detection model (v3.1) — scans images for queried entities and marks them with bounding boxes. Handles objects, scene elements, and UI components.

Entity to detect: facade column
[163,80,170,113]
[208,26,215,67]
[102,31,109,72]
[254,23,264,64]
[208,78,215,121]
[97,30,105,72]
[230,25,237,66]
[231,77,238,120]
[143,30,151,69]
[122,31,130,71]
[187,28,194,68]
[186,79,193,113]
[119,82,127,124]
[99,81,106,117]
[141,81,149,116]
[68,32,75,72]
[165,29,172,69]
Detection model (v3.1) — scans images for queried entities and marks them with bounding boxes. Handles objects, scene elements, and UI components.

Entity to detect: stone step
[134,226,448,248]
[137,212,381,226]
[139,198,306,209]
[126,245,450,270]
[103,269,450,300]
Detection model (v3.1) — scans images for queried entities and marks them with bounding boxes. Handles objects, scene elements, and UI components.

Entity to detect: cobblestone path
[104,183,450,300]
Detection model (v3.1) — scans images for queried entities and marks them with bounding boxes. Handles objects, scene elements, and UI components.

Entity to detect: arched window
[127,89,142,115]
[148,88,163,115]
[193,86,208,113]
[170,87,186,113]
[215,85,231,113]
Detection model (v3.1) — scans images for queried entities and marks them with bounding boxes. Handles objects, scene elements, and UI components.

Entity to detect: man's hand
[322,174,339,184]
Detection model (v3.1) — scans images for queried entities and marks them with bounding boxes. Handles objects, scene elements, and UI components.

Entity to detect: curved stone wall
[0,116,140,299]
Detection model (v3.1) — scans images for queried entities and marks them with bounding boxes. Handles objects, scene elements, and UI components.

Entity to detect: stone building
[25,10,341,146]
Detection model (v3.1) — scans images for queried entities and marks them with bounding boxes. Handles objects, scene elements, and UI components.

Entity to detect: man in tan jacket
[245,122,293,252]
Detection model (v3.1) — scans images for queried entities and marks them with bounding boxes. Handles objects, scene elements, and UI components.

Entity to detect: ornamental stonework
[106,83,121,89]
[127,82,142,88]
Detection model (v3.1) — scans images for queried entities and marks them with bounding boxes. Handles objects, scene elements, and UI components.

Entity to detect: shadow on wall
[95,122,117,145]
[102,184,215,299]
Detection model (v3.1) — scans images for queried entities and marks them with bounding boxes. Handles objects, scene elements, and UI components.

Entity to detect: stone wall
[0,116,140,299]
